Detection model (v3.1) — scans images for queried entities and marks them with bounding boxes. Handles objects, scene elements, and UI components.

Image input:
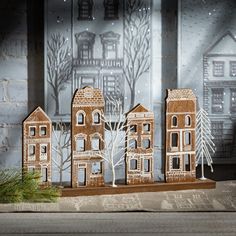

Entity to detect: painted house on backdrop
[165,89,196,183]
[203,31,236,159]
[22,106,52,186]
[73,0,124,114]
[125,104,154,185]
[71,86,105,188]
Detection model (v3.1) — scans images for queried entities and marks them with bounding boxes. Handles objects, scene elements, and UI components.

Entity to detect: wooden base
[61,179,216,197]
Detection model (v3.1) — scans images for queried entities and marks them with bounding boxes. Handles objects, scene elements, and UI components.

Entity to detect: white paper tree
[196,108,215,180]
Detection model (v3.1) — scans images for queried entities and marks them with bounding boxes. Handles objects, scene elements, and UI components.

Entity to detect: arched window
[172,116,178,127]
[77,112,85,125]
[93,112,100,124]
[185,115,191,126]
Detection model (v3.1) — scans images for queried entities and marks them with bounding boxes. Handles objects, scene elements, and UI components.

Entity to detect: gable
[23,106,51,123]
[126,104,149,114]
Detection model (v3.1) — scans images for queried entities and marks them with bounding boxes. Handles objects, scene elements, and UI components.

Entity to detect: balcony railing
[73,58,123,68]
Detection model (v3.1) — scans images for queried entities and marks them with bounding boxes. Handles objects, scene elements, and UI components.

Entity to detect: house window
[42,167,48,182]
[104,0,119,20]
[172,116,177,127]
[230,61,236,77]
[172,156,180,169]
[211,88,224,113]
[230,89,236,113]
[130,159,138,170]
[81,76,96,88]
[143,123,150,132]
[77,112,84,125]
[92,136,100,150]
[28,166,35,173]
[29,127,36,136]
[40,126,47,136]
[171,133,178,147]
[213,61,224,77]
[185,115,191,126]
[144,159,150,173]
[184,131,191,145]
[78,0,93,20]
[92,162,102,174]
[76,137,85,151]
[184,154,190,171]
[41,145,47,154]
[130,125,137,133]
[79,42,92,59]
[142,139,150,149]
[104,42,117,59]
[93,112,100,124]
[28,144,35,160]
[211,121,223,142]
[129,139,137,149]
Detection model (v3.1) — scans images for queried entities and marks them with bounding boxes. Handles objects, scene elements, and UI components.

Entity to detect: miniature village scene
[22,86,215,196]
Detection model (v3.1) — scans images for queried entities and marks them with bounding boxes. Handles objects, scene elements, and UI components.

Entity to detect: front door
[78,168,86,187]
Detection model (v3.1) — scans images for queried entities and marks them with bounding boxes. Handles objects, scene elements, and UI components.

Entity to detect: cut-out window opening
[172,116,177,127]
[185,131,191,145]
[142,139,150,149]
[129,139,137,149]
[77,112,84,125]
[40,126,47,136]
[78,0,93,20]
[104,0,119,20]
[171,133,178,147]
[130,159,138,170]
[143,123,150,132]
[76,137,85,151]
[92,136,100,150]
[185,115,191,126]
[42,167,48,182]
[41,145,47,154]
[29,144,35,156]
[29,127,36,136]
[144,159,150,172]
[172,156,180,169]
[92,162,102,174]
[184,154,190,171]
[93,112,100,124]
[28,167,35,173]
[130,125,137,133]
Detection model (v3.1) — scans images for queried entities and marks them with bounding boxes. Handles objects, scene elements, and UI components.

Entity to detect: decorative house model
[71,86,105,188]
[22,106,52,185]
[125,104,154,185]
[165,89,196,182]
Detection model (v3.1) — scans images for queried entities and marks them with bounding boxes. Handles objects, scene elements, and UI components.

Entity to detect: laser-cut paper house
[71,86,105,188]
[22,106,52,186]
[125,104,154,185]
[165,89,196,183]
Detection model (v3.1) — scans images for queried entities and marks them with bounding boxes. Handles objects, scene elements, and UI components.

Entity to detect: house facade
[203,31,236,160]
[125,104,154,185]
[165,89,196,183]
[22,106,52,186]
[71,86,105,188]
[73,0,124,114]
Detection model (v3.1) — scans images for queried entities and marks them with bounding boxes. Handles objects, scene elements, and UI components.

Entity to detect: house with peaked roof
[125,104,154,185]
[22,106,52,186]
[71,86,105,188]
[203,31,236,159]
[165,89,196,183]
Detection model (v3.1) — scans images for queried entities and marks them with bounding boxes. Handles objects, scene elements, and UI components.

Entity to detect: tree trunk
[111,166,117,187]
[129,88,135,110]
[59,169,63,186]
[55,95,59,116]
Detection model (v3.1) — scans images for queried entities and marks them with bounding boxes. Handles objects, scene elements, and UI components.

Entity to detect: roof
[72,86,105,107]
[126,103,150,115]
[23,106,51,123]
[166,89,196,101]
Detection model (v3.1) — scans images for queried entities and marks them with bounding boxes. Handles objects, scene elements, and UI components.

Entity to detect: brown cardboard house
[165,89,196,182]
[22,106,52,186]
[71,86,105,188]
[125,104,154,185]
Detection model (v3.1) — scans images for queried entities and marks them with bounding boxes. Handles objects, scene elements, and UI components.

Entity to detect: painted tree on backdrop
[124,0,151,110]
[196,108,215,180]
[96,97,131,187]
[47,33,72,116]
[52,121,71,186]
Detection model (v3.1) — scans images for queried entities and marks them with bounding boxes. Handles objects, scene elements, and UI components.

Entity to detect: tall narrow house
[22,106,52,186]
[71,86,105,188]
[125,104,154,185]
[165,89,196,183]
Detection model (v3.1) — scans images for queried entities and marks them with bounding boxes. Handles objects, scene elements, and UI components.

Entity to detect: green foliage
[0,169,60,203]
